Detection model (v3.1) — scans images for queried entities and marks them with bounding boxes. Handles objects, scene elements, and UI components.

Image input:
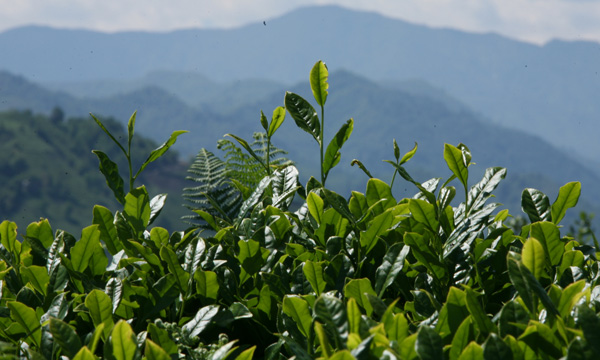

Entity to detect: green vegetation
[1,61,599,359]
[0,110,189,233]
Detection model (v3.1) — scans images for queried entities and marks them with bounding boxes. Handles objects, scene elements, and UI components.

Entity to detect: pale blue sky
[1,0,600,44]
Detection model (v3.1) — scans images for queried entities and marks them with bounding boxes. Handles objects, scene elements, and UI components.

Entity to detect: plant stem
[266,136,271,176]
[320,105,325,185]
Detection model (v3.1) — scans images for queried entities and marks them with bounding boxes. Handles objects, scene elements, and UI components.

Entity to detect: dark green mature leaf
[530,221,563,267]
[506,253,559,317]
[237,239,263,276]
[92,150,125,204]
[415,326,444,360]
[323,119,353,177]
[49,318,82,358]
[322,188,355,224]
[70,225,101,273]
[436,287,470,341]
[272,165,299,209]
[285,91,321,144]
[482,334,513,360]
[375,244,410,296]
[135,129,188,178]
[148,194,167,226]
[237,175,272,219]
[360,210,393,255]
[498,301,530,338]
[160,246,189,294]
[260,110,269,132]
[465,167,507,215]
[93,205,121,255]
[105,278,123,314]
[310,60,329,106]
[521,188,551,223]
[465,288,496,336]
[575,304,600,356]
[551,181,581,225]
[314,295,348,348]
[182,305,220,338]
[8,301,41,348]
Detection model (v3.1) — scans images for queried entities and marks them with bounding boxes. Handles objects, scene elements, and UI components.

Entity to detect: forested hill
[0,110,189,234]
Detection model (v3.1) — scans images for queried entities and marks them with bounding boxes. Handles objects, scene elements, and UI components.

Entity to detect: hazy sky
[1,0,600,44]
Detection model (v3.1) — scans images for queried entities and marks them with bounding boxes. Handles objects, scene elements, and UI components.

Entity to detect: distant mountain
[1,68,598,228]
[1,5,597,165]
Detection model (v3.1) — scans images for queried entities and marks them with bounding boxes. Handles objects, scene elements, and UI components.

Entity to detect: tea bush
[1,61,599,360]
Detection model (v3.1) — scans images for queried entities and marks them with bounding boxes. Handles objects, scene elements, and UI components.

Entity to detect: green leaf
[260,110,269,132]
[498,301,529,338]
[323,119,353,177]
[344,278,377,317]
[126,111,136,150]
[268,106,286,137]
[400,142,418,165]
[285,91,321,143]
[123,186,151,234]
[271,165,300,209]
[70,225,101,273]
[415,326,444,360]
[521,237,546,280]
[182,305,219,338]
[234,346,256,360]
[530,221,563,266]
[347,297,362,335]
[147,323,178,356]
[149,193,167,226]
[108,320,137,360]
[558,280,586,318]
[519,321,563,358]
[72,347,96,360]
[237,239,263,276]
[135,129,188,178]
[20,266,49,296]
[575,304,600,356]
[93,205,121,255]
[92,150,125,204]
[465,288,496,336]
[313,295,347,348]
[310,60,329,106]
[90,113,127,156]
[329,350,355,360]
[145,339,171,360]
[159,246,189,294]
[551,181,581,225]
[374,244,410,296]
[521,188,551,223]
[307,192,324,225]
[449,318,476,360]
[457,342,483,360]
[26,219,54,248]
[194,270,219,301]
[0,220,19,257]
[303,260,327,296]
[85,289,114,339]
[409,198,439,232]
[8,301,41,348]
[282,295,312,337]
[482,333,513,360]
[444,143,469,190]
[350,159,374,178]
[360,210,393,255]
[436,287,470,341]
[49,318,82,359]
[366,178,396,216]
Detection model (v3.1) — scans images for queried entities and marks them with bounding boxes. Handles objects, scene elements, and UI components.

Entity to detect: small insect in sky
[263,21,266,26]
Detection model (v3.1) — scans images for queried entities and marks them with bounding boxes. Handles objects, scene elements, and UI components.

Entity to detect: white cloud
[0,0,599,44]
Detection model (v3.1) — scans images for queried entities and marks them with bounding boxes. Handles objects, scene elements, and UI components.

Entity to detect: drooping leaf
[135,129,188,177]
[285,91,321,143]
[521,188,551,223]
[92,150,125,204]
[310,60,329,106]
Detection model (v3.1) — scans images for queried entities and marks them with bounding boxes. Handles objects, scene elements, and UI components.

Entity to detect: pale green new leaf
[303,260,326,296]
[323,119,353,177]
[135,129,188,177]
[145,339,171,360]
[282,295,312,337]
[530,221,563,266]
[344,278,377,317]
[109,320,137,360]
[72,347,96,360]
[310,60,329,106]
[521,237,546,280]
[268,106,286,137]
